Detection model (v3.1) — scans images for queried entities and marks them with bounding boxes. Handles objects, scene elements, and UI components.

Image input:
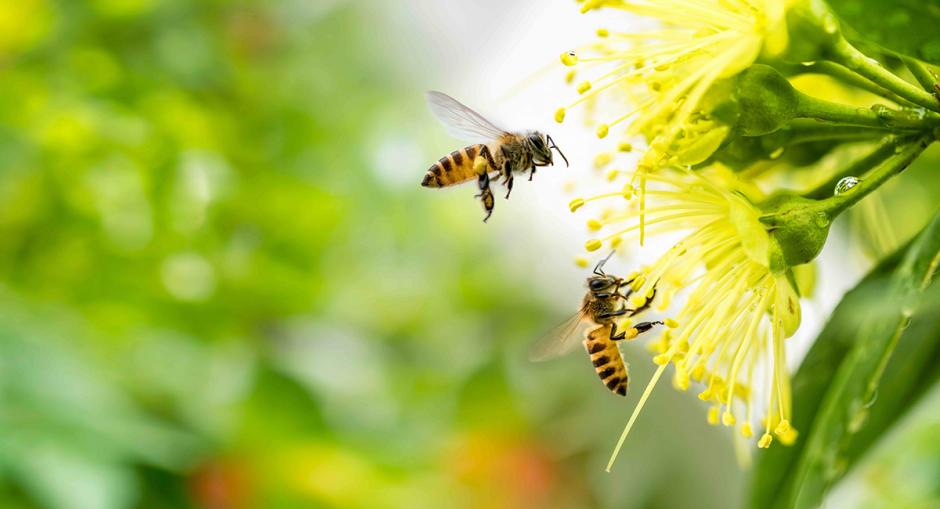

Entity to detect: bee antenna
[594,250,616,276]
[547,135,569,167]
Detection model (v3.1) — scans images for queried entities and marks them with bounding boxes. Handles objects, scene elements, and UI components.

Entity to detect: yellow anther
[774,420,791,436]
[565,70,576,84]
[698,388,713,401]
[560,50,578,66]
[691,364,706,381]
[630,276,646,291]
[758,433,773,448]
[587,219,603,231]
[575,256,589,268]
[577,80,592,94]
[664,318,679,328]
[621,183,635,199]
[779,428,798,445]
[722,411,735,426]
[569,198,585,212]
[609,236,622,248]
[596,28,609,37]
[676,340,689,354]
[653,353,670,365]
[596,124,610,139]
[707,406,719,425]
[618,142,633,152]
[585,239,603,252]
[606,169,619,181]
[555,108,567,123]
[741,423,753,438]
[675,369,689,390]
[593,152,613,169]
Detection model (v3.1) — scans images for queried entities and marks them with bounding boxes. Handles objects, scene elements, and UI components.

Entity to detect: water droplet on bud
[834,176,859,195]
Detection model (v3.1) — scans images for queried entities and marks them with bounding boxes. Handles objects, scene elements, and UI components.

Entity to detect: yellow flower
[558,0,789,242]
[571,167,801,469]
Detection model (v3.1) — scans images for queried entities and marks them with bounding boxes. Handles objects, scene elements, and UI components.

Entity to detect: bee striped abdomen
[421,144,487,188]
[583,325,629,396]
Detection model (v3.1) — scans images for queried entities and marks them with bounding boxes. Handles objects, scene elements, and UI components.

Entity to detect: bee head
[587,275,615,293]
[528,132,569,168]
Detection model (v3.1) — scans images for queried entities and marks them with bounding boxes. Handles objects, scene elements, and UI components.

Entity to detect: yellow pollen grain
[594,153,613,169]
[758,433,773,448]
[722,411,735,426]
[585,239,603,252]
[629,294,647,309]
[569,198,585,212]
[741,423,753,438]
[707,407,719,425]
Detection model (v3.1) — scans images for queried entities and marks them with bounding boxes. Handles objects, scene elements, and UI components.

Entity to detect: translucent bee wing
[528,311,589,362]
[425,91,509,143]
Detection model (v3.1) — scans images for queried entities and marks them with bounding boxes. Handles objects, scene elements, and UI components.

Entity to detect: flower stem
[795,91,939,129]
[788,61,916,107]
[828,38,940,113]
[803,137,906,200]
[812,135,933,218]
[901,56,938,92]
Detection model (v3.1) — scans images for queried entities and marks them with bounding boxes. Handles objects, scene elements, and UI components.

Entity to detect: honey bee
[422,91,568,222]
[530,253,663,396]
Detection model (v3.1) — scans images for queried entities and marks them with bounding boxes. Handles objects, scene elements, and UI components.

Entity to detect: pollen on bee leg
[629,294,647,309]
[473,156,488,173]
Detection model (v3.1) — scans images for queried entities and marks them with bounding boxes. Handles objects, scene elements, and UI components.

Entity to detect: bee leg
[597,309,628,320]
[475,172,495,222]
[633,321,664,334]
[479,145,497,171]
[504,175,514,199]
[609,323,626,341]
[528,165,536,181]
[630,289,657,315]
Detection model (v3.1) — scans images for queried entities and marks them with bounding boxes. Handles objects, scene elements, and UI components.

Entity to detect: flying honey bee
[422,91,568,222]
[530,253,663,396]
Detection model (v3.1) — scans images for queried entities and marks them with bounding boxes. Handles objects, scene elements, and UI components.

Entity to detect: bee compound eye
[589,279,608,291]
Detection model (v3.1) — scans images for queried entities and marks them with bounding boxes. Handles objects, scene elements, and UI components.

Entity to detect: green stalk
[828,38,940,113]
[803,138,905,200]
[795,61,915,107]
[795,91,940,129]
[813,135,933,218]
[901,56,938,92]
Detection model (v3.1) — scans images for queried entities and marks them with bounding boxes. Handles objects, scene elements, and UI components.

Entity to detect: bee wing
[426,91,509,143]
[528,310,590,362]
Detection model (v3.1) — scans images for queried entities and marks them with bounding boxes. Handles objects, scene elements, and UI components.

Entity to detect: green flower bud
[759,193,832,272]
[785,0,843,62]
[735,65,799,136]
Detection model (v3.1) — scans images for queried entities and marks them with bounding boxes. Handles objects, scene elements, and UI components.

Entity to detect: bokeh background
[1,0,938,508]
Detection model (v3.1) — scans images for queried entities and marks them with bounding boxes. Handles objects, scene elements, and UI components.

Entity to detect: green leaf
[827,0,940,66]
[749,210,940,509]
